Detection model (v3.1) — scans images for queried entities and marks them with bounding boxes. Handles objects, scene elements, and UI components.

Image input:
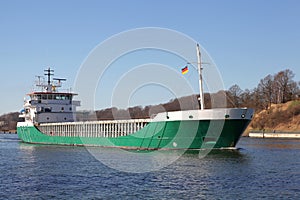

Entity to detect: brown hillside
[246,100,300,134]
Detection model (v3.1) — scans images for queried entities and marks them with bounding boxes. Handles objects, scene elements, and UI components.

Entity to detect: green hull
[17,119,251,149]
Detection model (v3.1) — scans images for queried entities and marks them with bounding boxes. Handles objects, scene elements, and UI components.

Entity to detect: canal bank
[249,131,300,138]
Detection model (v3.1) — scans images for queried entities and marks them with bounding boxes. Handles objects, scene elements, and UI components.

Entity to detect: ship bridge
[20,68,81,124]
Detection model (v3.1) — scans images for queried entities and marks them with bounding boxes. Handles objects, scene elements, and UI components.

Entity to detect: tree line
[0,112,20,132]
[226,69,299,111]
[92,69,299,120]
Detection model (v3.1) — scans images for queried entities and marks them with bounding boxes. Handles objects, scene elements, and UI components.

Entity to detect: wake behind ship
[17,45,254,150]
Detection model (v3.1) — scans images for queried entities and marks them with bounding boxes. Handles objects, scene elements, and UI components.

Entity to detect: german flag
[181,66,188,75]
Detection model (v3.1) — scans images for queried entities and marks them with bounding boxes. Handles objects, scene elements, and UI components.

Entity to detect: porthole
[189,115,193,119]
[241,114,245,118]
[225,114,230,119]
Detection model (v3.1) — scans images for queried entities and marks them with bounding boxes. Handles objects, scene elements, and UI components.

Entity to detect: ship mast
[44,68,54,92]
[196,44,205,110]
[36,68,66,92]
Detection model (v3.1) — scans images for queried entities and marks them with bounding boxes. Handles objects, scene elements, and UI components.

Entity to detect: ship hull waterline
[17,119,251,150]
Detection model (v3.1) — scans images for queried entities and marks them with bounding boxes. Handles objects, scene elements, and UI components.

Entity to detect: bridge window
[47,94,53,100]
[30,95,39,100]
[45,107,52,112]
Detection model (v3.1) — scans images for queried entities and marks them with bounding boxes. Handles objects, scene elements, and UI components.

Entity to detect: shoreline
[249,131,300,138]
[0,130,17,134]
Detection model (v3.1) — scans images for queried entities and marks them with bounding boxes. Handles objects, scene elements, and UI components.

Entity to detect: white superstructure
[19,68,81,124]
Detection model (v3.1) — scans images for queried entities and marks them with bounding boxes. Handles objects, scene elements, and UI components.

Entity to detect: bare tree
[273,69,298,103]
[247,87,266,111]
[240,89,256,108]
[257,74,274,109]
[227,84,243,107]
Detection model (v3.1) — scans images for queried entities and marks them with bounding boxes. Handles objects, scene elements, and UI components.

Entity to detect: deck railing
[37,119,151,138]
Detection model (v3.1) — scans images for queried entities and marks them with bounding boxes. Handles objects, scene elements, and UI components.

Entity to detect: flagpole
[196,44,205,110]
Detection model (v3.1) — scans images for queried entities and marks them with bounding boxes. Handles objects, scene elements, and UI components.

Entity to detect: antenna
[35,75,43,86]
[44,68,54,86]
[53,78,67,82]
[53,78,67,88]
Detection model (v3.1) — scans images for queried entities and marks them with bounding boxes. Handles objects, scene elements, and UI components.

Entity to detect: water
[0,133,299,199]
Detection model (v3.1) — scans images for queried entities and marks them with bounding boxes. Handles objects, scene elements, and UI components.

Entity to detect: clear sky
[1,0,299,114]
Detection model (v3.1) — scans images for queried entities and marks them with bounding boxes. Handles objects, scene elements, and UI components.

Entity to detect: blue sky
[1,0,300,114]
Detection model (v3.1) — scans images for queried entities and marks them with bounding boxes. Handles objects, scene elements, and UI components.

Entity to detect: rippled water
[0,133,299,199]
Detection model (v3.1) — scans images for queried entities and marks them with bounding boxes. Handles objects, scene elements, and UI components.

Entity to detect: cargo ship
[17,45,254,150]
